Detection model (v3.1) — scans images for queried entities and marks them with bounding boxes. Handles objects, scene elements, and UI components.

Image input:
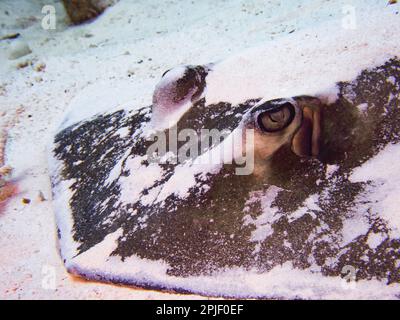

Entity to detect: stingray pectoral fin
[291,106,321,157]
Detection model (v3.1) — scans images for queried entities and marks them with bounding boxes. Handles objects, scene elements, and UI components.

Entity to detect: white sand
[1,0,399,299]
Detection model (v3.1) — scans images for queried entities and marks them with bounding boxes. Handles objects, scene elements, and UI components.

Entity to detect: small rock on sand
[8,40,32,60]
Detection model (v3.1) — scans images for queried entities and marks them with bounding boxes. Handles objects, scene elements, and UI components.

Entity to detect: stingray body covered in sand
[50,50,400,298]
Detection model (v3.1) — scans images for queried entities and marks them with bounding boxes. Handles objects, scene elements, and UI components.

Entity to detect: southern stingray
[49,53,400,298]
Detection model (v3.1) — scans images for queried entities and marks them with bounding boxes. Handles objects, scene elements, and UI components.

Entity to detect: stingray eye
[257,102,295,132]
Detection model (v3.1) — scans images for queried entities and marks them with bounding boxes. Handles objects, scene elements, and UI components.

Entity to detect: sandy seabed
[0,0,399,299]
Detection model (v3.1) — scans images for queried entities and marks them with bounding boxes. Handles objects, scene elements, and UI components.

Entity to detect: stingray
[49,57,400,298]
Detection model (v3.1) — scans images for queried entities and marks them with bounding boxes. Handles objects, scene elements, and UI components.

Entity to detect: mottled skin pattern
[52,58,400,294]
